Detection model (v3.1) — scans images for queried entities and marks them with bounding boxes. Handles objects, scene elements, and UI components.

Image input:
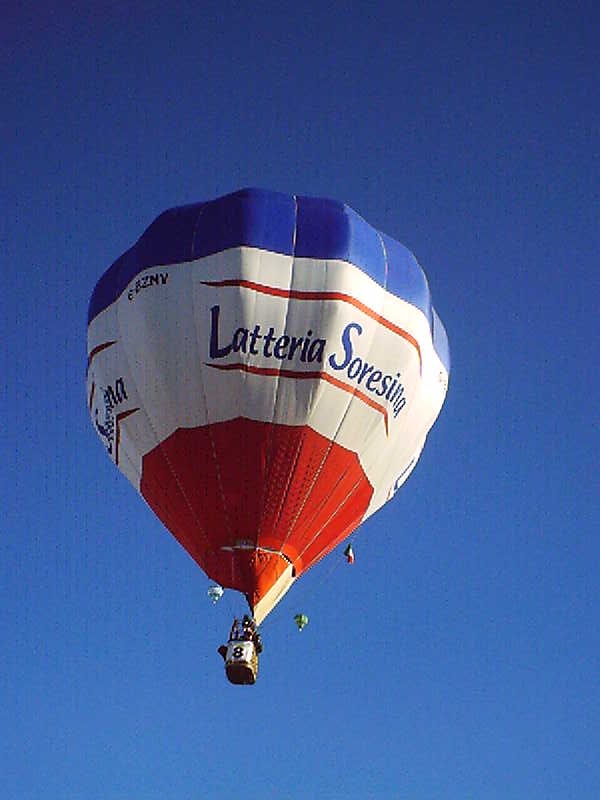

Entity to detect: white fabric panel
[87,246,449,506]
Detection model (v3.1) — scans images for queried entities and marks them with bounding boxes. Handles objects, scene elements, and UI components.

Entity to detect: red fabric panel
[140,418,373,607]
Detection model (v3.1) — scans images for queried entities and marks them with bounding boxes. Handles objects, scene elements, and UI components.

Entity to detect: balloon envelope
[207,585,224,604]
[87,188,449,623]
[294,614,309,631]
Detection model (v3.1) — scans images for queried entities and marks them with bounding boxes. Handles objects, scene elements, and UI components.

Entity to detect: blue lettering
[274,335,290,359]
[378,374,392,397]
[207,306,407,421]
[327,323,408,420]
[209,305,232,358]
[288,337,303,359]
[366,369,382,391]
[329,322,362,371]
[263,327,276,357]
[307,339,325,363]
[300,330,313,362]
[232,328,249,353]
[347,357,362,380]
[248,325,261,355]
[357,362,374,384]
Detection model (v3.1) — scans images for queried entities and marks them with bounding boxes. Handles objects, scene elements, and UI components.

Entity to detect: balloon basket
[224,640,259,685]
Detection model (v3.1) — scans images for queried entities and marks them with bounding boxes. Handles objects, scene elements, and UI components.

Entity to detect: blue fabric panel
[432,308,451,372]
[294,196,387,287]
[382,233,432,323]
[88,190,448,373]
[190,189,296,260]
[88,204,204,326]
[88,190,298,324]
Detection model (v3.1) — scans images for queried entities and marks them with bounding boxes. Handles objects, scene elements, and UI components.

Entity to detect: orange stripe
[207,362,389,435]
[202,278,422,370]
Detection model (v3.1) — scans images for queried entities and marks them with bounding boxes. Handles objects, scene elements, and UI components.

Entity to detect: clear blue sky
[3,2,598,798]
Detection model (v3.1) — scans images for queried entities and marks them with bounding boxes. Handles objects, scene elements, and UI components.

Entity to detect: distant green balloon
[294,613,309,631]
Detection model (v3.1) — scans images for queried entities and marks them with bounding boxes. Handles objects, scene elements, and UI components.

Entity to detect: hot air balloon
[207,585,224,604]
[87,188,449,645]
[294,613,309,632]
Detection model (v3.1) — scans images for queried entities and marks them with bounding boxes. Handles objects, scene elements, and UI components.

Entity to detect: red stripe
[207,362,389,434]
[202,278,422,369]
[115,408,139,466]
[87,340,117,374]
